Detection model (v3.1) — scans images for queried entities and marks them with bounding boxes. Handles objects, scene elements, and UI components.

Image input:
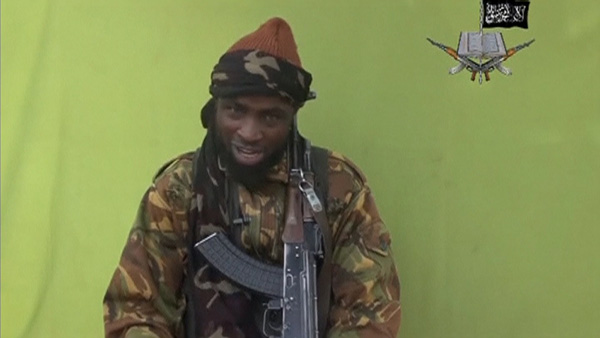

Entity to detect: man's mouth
[232,144,265,166]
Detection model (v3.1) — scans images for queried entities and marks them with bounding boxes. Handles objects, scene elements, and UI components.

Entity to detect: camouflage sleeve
[103,159,193,338]
[326,154,402,338]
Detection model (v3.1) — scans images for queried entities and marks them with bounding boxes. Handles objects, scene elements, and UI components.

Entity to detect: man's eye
[224,105,243,115]
[264,113,282,122]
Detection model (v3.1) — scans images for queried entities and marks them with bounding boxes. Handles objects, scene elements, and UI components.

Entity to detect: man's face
[214,95,296,186]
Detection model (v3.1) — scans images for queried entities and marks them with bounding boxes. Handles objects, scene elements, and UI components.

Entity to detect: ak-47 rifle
[195,117,327,338]
[277,117,324,338]
[427,37,535,82]
[477,39,535,81]
[426,37,482,81]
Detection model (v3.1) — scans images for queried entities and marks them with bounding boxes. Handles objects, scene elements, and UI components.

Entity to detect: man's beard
[213,129,288,191]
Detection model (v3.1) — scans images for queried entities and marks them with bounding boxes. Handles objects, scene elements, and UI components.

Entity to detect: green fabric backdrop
[2,1,599,337]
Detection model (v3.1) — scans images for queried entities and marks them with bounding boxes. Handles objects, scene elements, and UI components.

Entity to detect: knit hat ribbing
[226,17,303,68]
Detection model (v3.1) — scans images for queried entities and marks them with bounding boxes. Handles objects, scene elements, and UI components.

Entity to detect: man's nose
[237,117,263,143]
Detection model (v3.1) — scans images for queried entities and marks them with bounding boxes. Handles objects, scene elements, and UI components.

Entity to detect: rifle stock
[282,182,303,244]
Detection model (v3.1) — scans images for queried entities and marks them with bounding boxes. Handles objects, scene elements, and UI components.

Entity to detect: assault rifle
[426,37,482,81]
[477,39,535,80]
[195,118,328,338]
[427,37,535,82]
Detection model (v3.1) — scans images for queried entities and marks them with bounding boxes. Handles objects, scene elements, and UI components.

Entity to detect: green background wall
[2,1,599,337]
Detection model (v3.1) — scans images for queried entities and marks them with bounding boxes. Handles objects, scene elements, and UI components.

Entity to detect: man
[104,17,401,338]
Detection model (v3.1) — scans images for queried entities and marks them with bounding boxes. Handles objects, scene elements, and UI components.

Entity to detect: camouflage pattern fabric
[103,148,401,337]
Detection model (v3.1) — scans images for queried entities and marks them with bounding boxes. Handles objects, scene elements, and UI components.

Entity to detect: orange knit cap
[226,17,303,68]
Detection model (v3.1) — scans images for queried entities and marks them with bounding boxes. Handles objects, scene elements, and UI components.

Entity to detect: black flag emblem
[483,0,530,29]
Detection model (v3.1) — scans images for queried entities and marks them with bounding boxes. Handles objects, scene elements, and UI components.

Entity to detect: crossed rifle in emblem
[426,37,534,83]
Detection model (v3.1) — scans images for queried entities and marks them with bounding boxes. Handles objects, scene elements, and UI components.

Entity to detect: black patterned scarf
[201,49,314,128]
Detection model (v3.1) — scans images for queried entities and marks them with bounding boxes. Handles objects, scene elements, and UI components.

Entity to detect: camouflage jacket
[103,149,401,338]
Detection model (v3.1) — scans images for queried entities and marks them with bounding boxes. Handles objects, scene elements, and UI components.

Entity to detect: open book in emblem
[458,32,507,59]
[426,0,535,84]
